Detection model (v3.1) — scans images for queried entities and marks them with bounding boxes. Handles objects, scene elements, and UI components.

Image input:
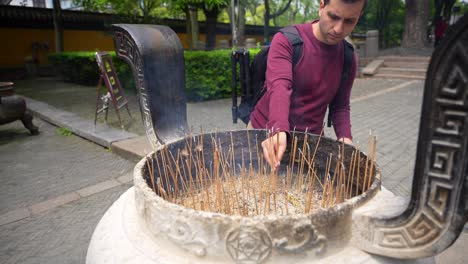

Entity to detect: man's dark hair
[323,0,368,13]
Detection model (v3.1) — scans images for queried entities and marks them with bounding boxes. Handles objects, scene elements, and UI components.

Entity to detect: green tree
[74,0,163,21]
[263,0,293,43]
[365,0,405,48]
[201,0,229,50]
[275,0,318,25]
[245,0,263,25]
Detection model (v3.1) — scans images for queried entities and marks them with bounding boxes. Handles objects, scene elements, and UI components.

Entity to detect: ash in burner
[175,174,323,216]
[144,130,377,217]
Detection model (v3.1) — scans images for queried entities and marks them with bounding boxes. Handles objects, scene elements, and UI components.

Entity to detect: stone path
[0,119,134,263]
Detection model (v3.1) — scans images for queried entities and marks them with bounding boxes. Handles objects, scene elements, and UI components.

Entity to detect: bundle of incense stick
[145,130,378,217]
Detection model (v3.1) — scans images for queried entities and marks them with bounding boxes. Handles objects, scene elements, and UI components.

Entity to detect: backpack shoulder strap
[342,40,354,82]
[327,40,355,127]
[278,26,303,66]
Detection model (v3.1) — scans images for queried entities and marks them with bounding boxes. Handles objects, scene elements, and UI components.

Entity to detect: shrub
[48,49,261,101]
[48,52,99,86]
[48,52,135,92]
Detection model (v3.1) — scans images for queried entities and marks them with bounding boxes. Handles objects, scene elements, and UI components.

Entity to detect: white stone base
[86,187,435,264]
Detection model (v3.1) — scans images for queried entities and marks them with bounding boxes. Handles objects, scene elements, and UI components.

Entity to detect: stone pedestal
[86,187,434,264]
[245,38,257,48]
[86,152,433,264]
[365,30,379,58]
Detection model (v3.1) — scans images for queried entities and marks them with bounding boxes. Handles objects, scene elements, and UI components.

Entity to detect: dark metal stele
[112,24,188,148]
[111,13,468,260]
[353,14,468,258]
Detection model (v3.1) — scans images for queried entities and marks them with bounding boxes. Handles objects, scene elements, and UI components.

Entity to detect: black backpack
[232,26,354,127]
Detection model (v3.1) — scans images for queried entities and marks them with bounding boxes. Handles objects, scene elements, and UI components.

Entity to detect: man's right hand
[261,131,287,171]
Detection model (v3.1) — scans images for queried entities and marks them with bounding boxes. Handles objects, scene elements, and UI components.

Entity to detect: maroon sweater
[250,21,357,139]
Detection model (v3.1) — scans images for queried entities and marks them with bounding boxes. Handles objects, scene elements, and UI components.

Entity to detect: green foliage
[363,0,405,48]
[48,49,262,102]
[48,52,136,92]
[184,49,230,101]
[56,127,73,136]
[74,0,163,20]
[48,51,99,86]
[184,48,259,101]
[273,0,319,26]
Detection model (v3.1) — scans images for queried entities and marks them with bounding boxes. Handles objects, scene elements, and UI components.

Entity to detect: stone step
[383,61,429,69]
[378,56,431,63]
[373,73,426,80]
[362,59,385,75]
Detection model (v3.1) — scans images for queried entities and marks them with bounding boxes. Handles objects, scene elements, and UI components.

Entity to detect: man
[249,0,366,169]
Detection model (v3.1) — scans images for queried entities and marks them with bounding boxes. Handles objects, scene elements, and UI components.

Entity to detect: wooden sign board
[94,51,131,127]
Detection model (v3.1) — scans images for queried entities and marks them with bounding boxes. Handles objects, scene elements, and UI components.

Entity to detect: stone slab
[0,208,30,226]
[24,97,138,148]
[77,179,121,197]
[30,192,81,215]
[116,173,134,184]
[111,136,153,162]
[362,59,385,75]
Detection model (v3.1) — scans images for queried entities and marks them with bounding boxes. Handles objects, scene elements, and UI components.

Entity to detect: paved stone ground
[0,119,134,215]
[0,118,134,264]
[12,78,408,136]
[349,80,422,196]
[1,77,466,263]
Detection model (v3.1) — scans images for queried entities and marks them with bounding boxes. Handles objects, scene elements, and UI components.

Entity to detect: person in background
[434,16,448,47]
[249,0,366,170]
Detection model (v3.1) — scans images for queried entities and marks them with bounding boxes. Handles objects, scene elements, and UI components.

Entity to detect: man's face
[316,0,364,45]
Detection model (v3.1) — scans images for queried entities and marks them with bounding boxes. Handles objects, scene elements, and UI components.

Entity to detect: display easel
[94,51,131,128]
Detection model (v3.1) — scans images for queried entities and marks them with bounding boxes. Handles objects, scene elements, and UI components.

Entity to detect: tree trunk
[376,0,397,49]
[185,8,193,49]
[263,0,271,44]
[401,0,429,48]
[228,1,247,47]
[52,0,64,52]
[204,8,220,50]
[237,6,246,46]
[189,6,200,50]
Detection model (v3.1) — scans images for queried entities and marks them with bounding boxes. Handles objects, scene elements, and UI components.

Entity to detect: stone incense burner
[87,14,468,263]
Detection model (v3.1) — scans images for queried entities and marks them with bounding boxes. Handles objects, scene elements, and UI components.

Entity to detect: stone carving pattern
[226,222,327,264]
[114,30,159,146]
[226,226,272,264]
[272,220,327,255]
[165,219,208,257]
[371,42,468,250]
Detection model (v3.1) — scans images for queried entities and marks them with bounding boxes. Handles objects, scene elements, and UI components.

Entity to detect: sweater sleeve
[265,32,294,134]
[330,52,357,140]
